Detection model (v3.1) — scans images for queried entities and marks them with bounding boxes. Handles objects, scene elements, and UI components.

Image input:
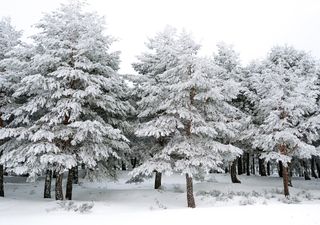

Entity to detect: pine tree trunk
[311,156,318,178]
[252,154,255,175]
[246,153,250,176]
[259,158,267,176]
[53,170,57,178]
[242,156,246,175]
[231,159,241,183]
[278,161,283,177]
[0,115,4,197]
[302,160,311,180]
[237,156,243,175]
[0,164,4,197]
[55,173,64,200]
[267,161,271,176]
[66,168,74,200]
[73,166,78,184]
[44,170,52,198]
[288,163,292,187]
[154,171,162,189]
[186,173,195,208]
[316,157,320,178]
[121,161,126,171]
[282,164,290,196]
[131,158,137,168]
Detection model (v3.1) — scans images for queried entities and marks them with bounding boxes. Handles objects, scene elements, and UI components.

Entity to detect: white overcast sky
[1,0,320,74]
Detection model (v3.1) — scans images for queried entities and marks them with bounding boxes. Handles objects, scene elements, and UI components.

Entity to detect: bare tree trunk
[73,166,78,184]
[131,158,137,169]
[267,161,271,176]
[55,173,64,200]
[288,163,292,187]
[316,157,320,178]
[311,156,318,178]
[231,159,241,183]
[121,161,126,170]
[66,168,74,200]
[186,173,195,208]
[259,158,267,176]
[302,160,311,180]
[0,164,4,197]
[242,156,246,175]
[246,153,250,176]
[278,161,283,177]
[0,116,4,197]
[44,170,52,198]
[237,156,243,175]
[154,171,162,189]
[252,154,255,175]
[282,164,290,196]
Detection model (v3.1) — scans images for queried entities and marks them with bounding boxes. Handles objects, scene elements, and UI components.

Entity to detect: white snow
[1,172,320,225]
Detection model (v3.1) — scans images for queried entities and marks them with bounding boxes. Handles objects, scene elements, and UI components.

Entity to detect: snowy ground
[1,172,320,225]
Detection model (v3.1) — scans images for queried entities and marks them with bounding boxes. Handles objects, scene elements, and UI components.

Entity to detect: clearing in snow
[1,172,320,225]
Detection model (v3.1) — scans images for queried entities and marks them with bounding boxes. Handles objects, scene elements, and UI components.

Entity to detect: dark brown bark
[237,156,243,175]
[44,170,52,198]
[186,173,196,208]
[154,171,162,189]
[66,168,74,200]
[121,161,126,170]
[278,161,283,177]
[252,154,255,175]
[230,159,241,183]
[0,164,4,197]
[279,144,289,196]
[288,163,292,187]
[246,153,250,176]
[73,166,78,184]
[302,160,311,180]
[267,161,271,176]
[311,156,318,178]
[259,158,267,176]
[316,157,320,178]
[131,158,137,168]
[282,164,290,196]
[55,173,64,200]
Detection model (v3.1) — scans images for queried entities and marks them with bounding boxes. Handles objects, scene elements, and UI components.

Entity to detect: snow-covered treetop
[0,17,24,117]
[0,1,132,177]
[213,42,240,73]
[131,28,242,178]
[0,17,21,61]
[252,46,319,163]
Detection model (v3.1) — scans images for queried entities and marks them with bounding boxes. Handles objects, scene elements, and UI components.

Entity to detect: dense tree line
[1,1,320,208]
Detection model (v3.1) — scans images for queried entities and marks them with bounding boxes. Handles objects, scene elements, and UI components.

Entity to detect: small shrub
[239,197,256,205]
[56,201,94,213]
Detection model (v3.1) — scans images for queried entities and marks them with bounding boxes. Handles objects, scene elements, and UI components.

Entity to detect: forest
[1,1,320,215]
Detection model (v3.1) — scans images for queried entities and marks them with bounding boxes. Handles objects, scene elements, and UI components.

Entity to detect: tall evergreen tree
[0,17,22,197]
[0,1,132,200]
[132,29,242,207]
[252,46,319,196]
[130,26,179,189]
[212,42,252,183]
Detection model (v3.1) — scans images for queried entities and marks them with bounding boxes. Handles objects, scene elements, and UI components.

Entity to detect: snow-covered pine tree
[252,46,319,196]
[132,29,242,208]
[212,42,251,183]
[0,1,132,200]
[0,17,22,197]
[130,26,179,189]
